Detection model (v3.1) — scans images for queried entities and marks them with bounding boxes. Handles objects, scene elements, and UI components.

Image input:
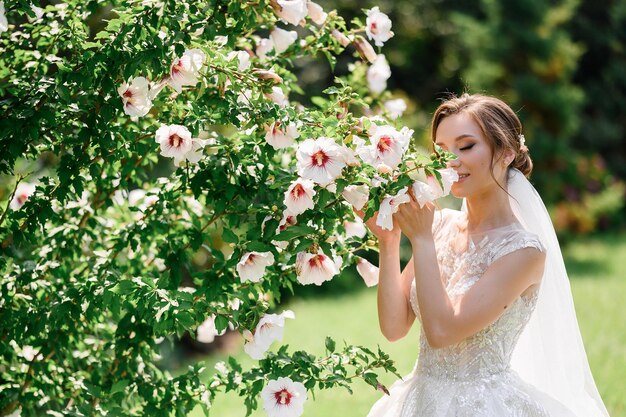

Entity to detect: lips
[457,173,470,182]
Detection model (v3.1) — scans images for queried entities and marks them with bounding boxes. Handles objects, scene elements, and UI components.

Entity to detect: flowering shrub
[0,1,454,416]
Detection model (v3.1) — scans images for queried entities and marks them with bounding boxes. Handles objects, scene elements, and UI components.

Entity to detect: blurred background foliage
[294,0,626,239]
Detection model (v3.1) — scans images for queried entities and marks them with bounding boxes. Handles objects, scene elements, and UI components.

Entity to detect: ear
[503,149,515,166]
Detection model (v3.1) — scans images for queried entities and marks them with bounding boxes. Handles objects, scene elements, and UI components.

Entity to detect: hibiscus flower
[261,376,308,417]
[296,138,347,186]
[236,251,276,283]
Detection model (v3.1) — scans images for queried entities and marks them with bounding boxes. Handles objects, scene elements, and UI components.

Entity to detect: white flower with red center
[265,121,299,149]
[261,376,307,417]
[168,48,206,93]
[278,210,298,232]
[344,217,367,239]
[265,86,289,108]
[307,1,327,25]
[376,187,410,231]
[244,310,295,359]
[356,258,379,287]
[341,184,369,210]
[295,251,340,286]
[270,27,298,54]
[384,98,407,119]
[270,0,308,26]
[227,50,251,71]
[197,316,226,343]
[412,168,459,207]
[296,138,347,186]
[367,54,391,95]
[155,124,195,165]
[365,7,394,47]
[357,125,412,170]
[0,2,7,33]
[10,182,36,210]
[117,77,152,117]
[284,178,316,215]
[236,251,276,283]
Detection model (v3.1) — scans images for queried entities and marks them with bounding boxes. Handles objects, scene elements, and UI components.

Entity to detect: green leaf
[325,336,336,353]
[110,379,130,395]
[222,228,239,244]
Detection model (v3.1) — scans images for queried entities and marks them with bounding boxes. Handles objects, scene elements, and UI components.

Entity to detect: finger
[352,207,365,220]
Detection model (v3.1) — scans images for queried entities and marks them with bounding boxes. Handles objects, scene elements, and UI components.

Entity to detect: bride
[363,94,610,416]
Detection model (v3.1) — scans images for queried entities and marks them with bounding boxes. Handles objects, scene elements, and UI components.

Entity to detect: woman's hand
[394,189,435,244]
[353,207,401,244]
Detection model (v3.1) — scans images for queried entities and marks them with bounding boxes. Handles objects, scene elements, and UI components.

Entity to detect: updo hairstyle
[430,93,533,178]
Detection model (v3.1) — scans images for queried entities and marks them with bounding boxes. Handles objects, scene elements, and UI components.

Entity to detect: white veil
[505,168,609,416]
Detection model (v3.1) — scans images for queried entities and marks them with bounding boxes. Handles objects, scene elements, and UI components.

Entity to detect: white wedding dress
[367,208,578,417]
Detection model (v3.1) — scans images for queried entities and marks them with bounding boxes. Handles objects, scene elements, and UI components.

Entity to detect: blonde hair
[431,93,533,178]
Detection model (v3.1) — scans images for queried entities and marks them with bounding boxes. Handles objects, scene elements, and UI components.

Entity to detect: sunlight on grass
[190,233,625,417]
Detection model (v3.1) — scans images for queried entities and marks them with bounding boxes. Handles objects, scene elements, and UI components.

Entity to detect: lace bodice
[409,209,545,381]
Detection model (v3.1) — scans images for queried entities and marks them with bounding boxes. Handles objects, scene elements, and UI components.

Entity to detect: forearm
[377,237,411,341]
[411,235,454,347]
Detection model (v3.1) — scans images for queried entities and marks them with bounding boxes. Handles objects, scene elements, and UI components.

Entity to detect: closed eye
[460,144,475,151]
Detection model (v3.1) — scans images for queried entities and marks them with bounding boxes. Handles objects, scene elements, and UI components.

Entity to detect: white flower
[168,48,206,93]
[265,86,289,107]
[155,124,194,165]
[376,187,410,231]
[367,54,391,95]
[244,310,295,359]
[365,7,394,47]
[237,251,275,283]
[341,184,369,210]
[265,121,299,149]
[307,1,327,25]
[179,138,208,166]
[295,251,340,286]
[20,345,39,362]
[118,77,152,117]
[340,145,360,166]
[411,180,438,208]
[284,178,316,215]
[344,217,367,239]
[197,316,226,343]
[270,0,308,26]
[296,138,347,186]
[31,5,44,20]
[384,98,407,119]
[0,2,8,33]
[357,125,412,170]
[278,210,298,232]
[10,182,36,210]
[356,258,379,287]
[434,168,459,196]
[227,50,251,71]
[261,377,307,417]
[270,27,298,54]
[256,38,274,59]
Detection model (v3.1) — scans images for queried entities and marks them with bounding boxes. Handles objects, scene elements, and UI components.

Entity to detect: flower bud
[253,69,283,84]
[352,36,377,63]
[331,29,351,47]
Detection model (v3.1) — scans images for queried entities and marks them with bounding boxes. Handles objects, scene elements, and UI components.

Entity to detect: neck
[464,182,518,233]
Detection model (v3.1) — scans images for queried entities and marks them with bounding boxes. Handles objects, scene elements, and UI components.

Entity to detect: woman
[364,94,609,416]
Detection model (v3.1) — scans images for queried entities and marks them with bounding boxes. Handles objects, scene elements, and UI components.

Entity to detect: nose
[446,158,461,169]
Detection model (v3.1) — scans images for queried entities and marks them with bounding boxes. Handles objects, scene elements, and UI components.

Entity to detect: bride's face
[435,112,509,198]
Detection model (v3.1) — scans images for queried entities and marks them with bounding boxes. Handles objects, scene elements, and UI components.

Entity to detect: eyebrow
[435,134,477,146]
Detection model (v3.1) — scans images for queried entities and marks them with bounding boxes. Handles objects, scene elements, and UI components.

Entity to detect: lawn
[188,232,626,417]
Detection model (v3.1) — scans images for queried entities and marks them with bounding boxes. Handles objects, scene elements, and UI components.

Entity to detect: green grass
[189,233,626,417]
